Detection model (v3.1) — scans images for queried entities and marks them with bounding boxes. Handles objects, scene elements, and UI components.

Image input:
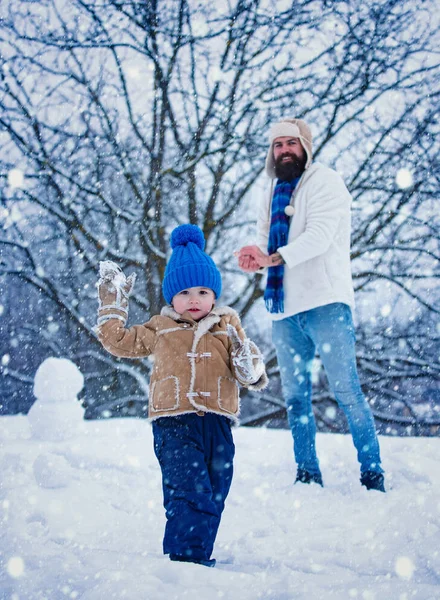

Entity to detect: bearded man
[237,118,385,492]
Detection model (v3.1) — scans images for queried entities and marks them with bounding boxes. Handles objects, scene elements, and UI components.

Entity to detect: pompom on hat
[162,224,222,304]
[265,118,313,178]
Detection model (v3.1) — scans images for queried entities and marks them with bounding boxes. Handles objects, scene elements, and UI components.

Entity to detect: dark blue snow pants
[152,413,235,561]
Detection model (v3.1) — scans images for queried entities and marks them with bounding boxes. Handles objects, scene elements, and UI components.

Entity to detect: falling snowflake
[47,322,60,334]
[395,169,413,189]
[7,168,24,189]
[325,406,337,420]
[311,358,322,384]
[7,556,25,578]
[380,304,391,317]
[395,556,415,580]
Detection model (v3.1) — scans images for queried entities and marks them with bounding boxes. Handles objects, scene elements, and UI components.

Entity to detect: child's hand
[227,324,265,385]
[96,261,137,325]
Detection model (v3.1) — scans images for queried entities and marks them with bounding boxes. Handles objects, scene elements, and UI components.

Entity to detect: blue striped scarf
[264,177,300,313]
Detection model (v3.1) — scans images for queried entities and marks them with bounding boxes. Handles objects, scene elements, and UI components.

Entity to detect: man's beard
[274,153,307,181]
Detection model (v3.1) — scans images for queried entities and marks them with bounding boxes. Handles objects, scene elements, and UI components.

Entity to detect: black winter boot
[295,469,323,487]
[360,471,385,492]
[170,554,216,567]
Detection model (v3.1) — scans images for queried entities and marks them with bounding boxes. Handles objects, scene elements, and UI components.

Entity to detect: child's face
[172,287,215,321]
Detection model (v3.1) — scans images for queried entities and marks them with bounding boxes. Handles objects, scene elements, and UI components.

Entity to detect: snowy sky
[1,358,439,599]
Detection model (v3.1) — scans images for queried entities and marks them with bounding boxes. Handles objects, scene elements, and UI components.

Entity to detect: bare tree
[0,0,438,431]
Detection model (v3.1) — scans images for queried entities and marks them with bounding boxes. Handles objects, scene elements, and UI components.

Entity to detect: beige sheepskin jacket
[97,305,268,422]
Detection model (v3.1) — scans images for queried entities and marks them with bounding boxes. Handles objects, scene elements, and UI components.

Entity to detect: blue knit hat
[162,224,222,304]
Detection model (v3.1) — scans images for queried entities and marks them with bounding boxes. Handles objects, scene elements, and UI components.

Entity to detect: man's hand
[236,245,267,271]
[236,245,285,271]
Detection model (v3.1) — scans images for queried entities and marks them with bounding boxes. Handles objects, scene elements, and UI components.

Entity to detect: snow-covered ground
[1,359,439,600]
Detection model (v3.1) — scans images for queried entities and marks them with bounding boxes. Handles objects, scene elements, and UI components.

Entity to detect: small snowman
[28,357,85,442]
[28,358,85,488]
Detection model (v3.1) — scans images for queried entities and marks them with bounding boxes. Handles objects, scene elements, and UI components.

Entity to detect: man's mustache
[276,153,302,165]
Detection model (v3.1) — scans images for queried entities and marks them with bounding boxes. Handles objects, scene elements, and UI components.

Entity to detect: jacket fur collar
[160,305,239,341]
[161,305,238,321]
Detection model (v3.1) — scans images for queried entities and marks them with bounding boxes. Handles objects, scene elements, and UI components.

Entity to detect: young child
[96,224,267,567]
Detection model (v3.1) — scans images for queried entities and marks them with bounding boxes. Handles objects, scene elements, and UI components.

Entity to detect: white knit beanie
[265,118,313,178]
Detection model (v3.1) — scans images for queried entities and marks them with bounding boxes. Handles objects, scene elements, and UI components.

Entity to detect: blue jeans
[272,303,383,476]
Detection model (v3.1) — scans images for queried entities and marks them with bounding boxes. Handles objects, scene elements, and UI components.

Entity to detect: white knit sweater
[257,162,355,320]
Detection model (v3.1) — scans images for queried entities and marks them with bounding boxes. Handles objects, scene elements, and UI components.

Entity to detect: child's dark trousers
[152,412,235,562]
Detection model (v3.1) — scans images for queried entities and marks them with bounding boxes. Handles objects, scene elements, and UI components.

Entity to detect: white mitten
[227,324,265,386]
[97,260,136,326]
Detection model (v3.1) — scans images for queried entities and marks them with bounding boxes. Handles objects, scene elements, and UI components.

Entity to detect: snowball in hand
[99,260,126,287]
